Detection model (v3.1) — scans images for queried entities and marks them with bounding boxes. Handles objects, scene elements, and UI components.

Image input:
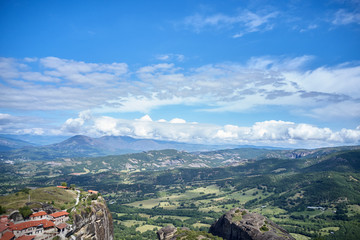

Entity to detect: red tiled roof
[50,211,69,218]
[0,231,14,240]
[0,223,8,233]
[0,216,9,224]
[16,235,35,240]
[9,220,54,231]
[29,211,47,218]
[88,190,98,194]
[56,223,67,230]
[39,219,55,229]
[56,186,67,189]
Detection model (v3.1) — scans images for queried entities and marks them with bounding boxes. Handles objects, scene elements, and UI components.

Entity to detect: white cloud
[284,64,360,97]
[0,112,53,136]
[1,56,360,123]
[138,115,153,122]
[308,101,360,119]
[15,128,44,135]
[300,24,318,32]
[183,10,278,37]
[94,116,123,136]
[137,63,174,74]
[59,114,360,147]
[332,9,360,25]
[288,124,332,140]
[61,110,93,133]
[156,54,185,62]
[169,118,186,124]
[40,56,128,86]
[23,57,38,62]
[247,55,314,71]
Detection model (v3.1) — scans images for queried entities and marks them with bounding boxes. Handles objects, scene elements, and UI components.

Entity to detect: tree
[19,206,32,219]
[21,188,30,194]
[0,205,6,214]
[61,182,67,187]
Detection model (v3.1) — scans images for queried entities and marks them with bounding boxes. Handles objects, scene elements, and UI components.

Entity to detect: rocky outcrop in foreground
[67,196,113,240]
[209,208,295,240]
[157,226,221,240]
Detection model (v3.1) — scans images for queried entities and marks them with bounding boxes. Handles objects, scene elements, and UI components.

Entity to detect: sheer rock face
[209,208,295,240]
[67,197,114,240]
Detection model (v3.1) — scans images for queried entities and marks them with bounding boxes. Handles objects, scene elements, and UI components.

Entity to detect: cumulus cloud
[169,118,186,124]
[59,114,360,148]
[61,110,93,133]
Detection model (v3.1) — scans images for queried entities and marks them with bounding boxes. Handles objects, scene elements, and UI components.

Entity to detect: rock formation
[209,208,295,240]
[67,196,113,240]
[157,225,178,240]
[157,226,218,240]
[8,211,23,222]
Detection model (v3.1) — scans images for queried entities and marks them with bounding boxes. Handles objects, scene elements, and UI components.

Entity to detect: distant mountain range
[0,134,69,145]
[0,134,248,160]
[1,134,359,163]
[0,135,36,151]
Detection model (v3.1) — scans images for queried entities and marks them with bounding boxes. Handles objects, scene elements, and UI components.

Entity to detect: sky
[0,0,360,148]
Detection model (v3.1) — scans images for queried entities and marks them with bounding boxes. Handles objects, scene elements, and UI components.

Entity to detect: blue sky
[1,0,360,148]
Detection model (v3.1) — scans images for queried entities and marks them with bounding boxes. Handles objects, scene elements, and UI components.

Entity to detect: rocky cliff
[209,208,295,240]
[67,196,113,240]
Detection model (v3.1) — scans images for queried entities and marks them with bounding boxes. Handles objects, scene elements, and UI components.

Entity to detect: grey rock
[9,210,24,222]
[67,196,114,240]
[209,208,295,240]
[157,225,177,240]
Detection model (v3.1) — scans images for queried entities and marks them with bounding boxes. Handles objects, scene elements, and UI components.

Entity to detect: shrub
[85,207,92,214]
[260,225,269,231]
[0,205,6,214]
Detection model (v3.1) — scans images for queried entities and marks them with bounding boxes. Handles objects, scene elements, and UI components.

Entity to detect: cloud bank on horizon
[0,0,359,148]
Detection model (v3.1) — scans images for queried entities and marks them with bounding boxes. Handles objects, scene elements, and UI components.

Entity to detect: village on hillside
[0,186,99,240]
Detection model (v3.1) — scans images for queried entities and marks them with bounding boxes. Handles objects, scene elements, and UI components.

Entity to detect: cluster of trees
[316,221,360,240]
[113,222,157,240]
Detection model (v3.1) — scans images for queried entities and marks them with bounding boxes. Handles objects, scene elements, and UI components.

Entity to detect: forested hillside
[1,147,359,239]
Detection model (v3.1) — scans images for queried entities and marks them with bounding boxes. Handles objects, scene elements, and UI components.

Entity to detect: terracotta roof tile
[49,211,69,218]
[29,211,47,218]
[16,235,35,240]
[0,231,14,240]
[0,223,8,233]
[0,217,9,224]
[88,190,98,194]
[9,220,54,231]
[56,223,67,230]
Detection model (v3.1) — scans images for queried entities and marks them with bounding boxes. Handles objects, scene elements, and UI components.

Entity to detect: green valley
[1,146,360,239]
